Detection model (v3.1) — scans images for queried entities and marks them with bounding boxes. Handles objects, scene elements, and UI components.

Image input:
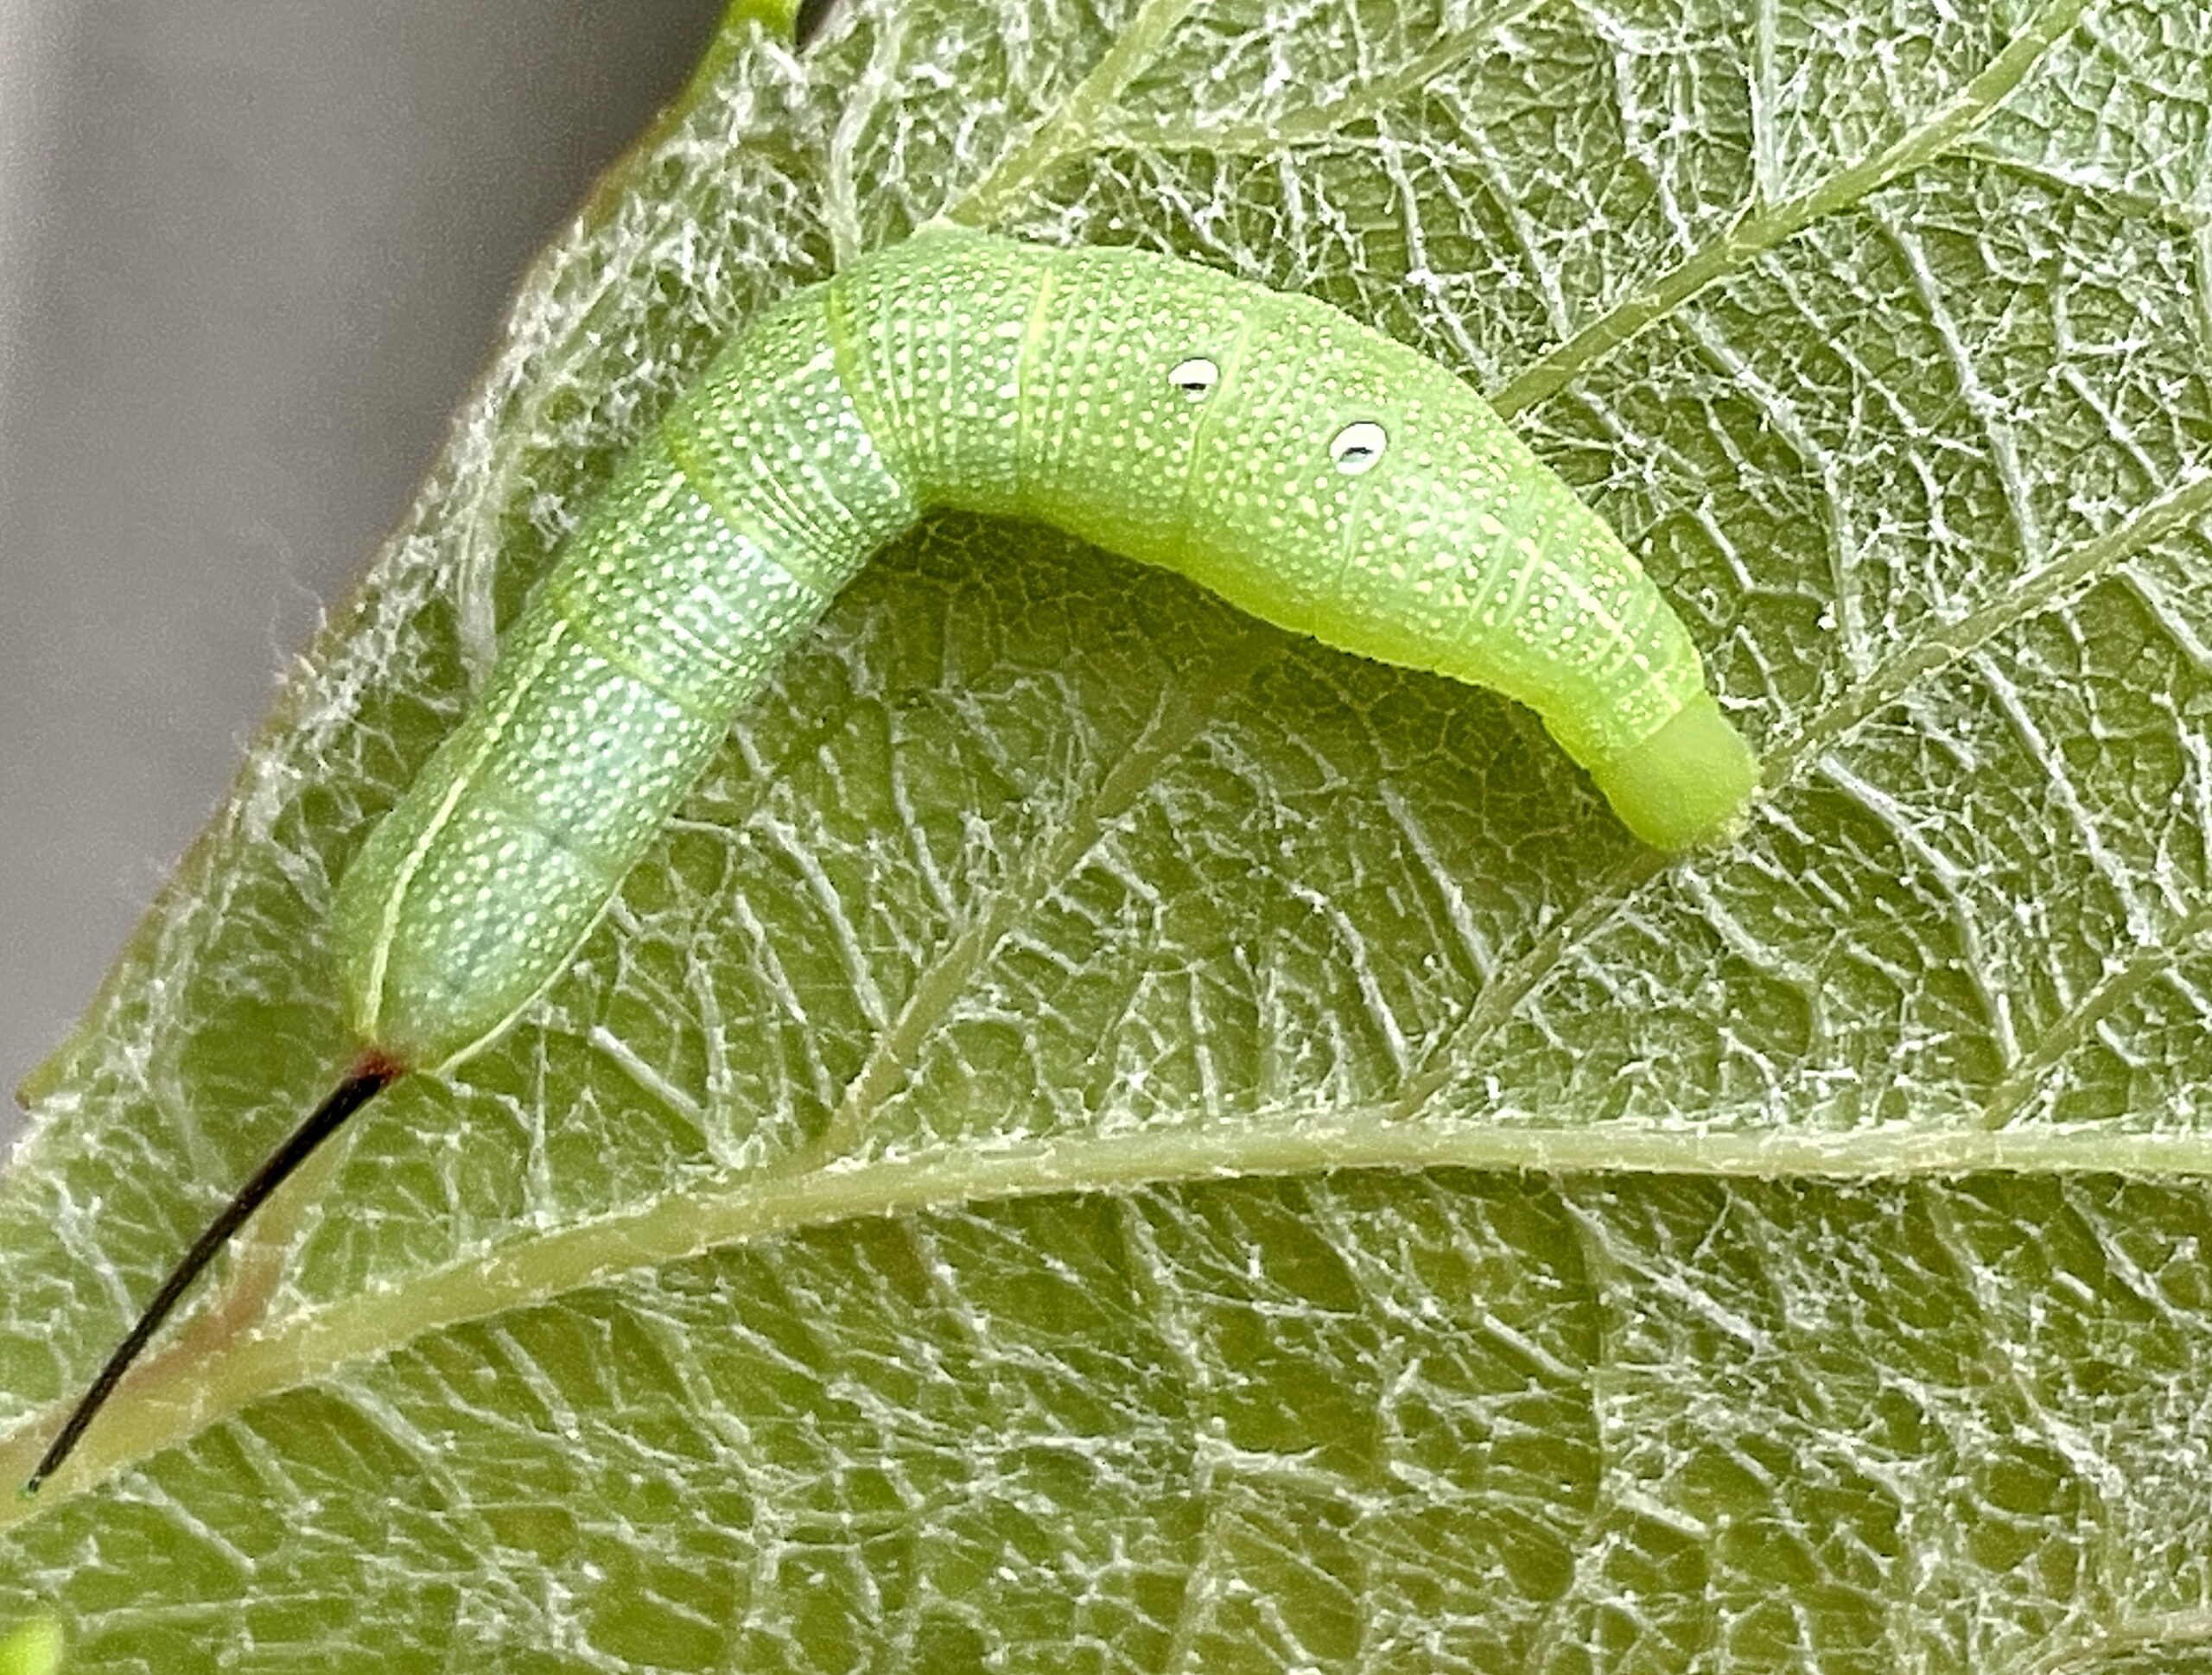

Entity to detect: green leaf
[7,0,2212,1667]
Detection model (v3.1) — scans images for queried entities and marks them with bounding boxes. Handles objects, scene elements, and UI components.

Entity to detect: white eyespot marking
[1167,358,1219,401]
[1330,421,1387,475]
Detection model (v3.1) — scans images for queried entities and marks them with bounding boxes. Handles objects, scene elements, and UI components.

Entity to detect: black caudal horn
[25,1056,402,1493]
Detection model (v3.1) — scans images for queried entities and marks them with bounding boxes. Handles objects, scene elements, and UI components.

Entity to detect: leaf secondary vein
[1489,0,2094,420]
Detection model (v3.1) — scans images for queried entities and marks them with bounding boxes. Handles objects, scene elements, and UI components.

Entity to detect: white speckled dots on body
[334,229,1753,1072]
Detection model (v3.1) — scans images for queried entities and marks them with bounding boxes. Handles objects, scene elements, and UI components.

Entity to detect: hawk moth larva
[30,227,1757,1488]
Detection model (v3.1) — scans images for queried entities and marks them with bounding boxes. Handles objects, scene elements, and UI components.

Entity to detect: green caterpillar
[29,228,1756,1489]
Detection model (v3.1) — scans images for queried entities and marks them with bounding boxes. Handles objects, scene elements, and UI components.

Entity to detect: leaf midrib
[23,1098,2212,1513]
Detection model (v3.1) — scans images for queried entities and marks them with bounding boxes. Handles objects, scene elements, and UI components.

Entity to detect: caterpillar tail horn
[24,1054,404,1494]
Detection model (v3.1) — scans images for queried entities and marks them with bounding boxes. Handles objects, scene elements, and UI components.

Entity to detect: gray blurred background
[0,0,732,1140]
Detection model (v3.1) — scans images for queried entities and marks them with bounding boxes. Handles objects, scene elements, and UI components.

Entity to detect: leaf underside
[5,0,2212,1669]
